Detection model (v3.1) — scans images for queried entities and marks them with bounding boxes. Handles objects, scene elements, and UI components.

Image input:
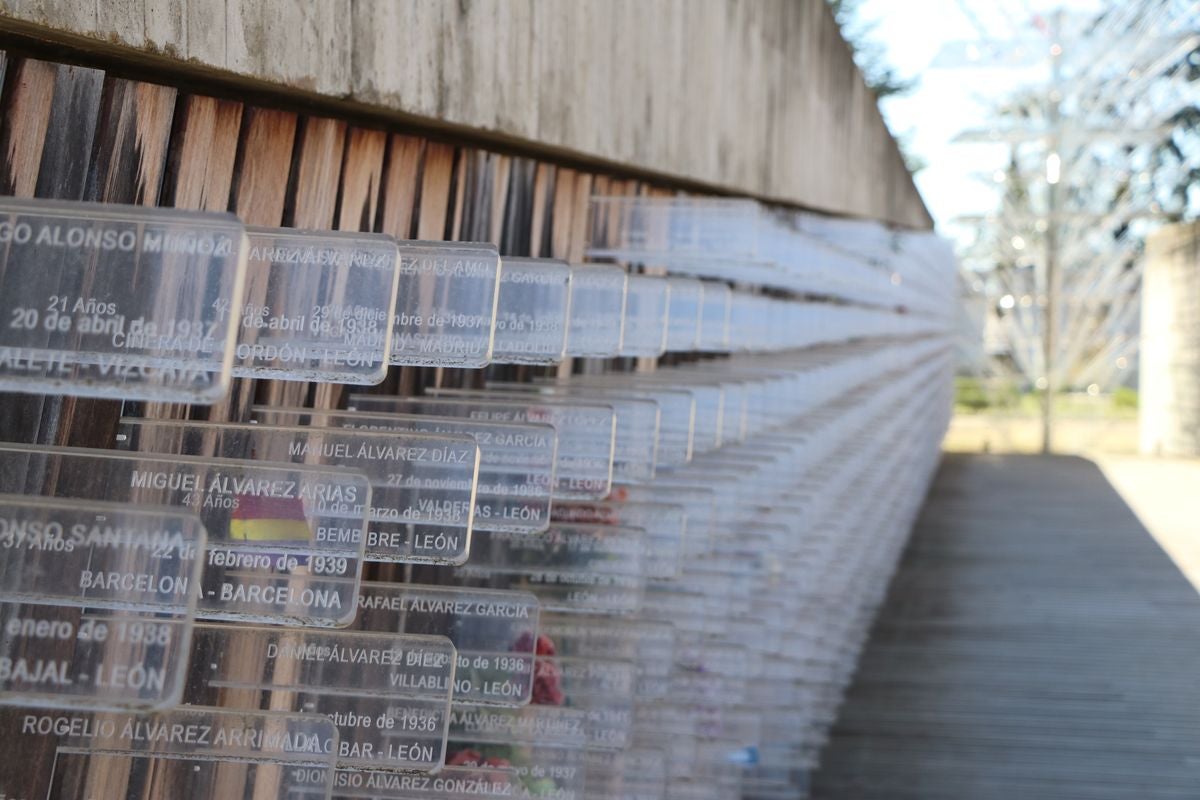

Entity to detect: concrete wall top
[0,0,933,229]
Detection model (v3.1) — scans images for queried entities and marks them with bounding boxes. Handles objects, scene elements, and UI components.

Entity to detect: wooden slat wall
[0,47,665,478]
[0,47,686,798]
[0,45,681,800]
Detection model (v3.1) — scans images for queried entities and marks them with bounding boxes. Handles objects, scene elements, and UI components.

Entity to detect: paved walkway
[811,454,1200,800]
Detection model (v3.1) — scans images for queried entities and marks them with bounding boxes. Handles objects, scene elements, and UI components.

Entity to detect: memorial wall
[0,5,953,799]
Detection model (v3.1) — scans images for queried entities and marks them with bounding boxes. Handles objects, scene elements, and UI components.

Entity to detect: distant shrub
[955,377,990,412]
[1113,386,1138,410]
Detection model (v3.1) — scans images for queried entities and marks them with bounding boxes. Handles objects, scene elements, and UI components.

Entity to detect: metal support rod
[1042,10,1063,455]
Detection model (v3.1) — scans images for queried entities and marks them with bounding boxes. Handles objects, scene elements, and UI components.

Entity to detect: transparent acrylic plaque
[533,655,635,749]
[586,196,759,265]
[552,500,686,579]
[0,444,369,628]
[230,227,399,384]
[567,380,693,467]
[119,418,480,565]
[623,748,668,800]
[611,484,715,557]
[566,264,627,358]
[391,240,500,367]
[539,614,674,702]
[719,381,749,444]
[0,495,204,711]
[642,467,735,529]
[0,707,337,800]
[652,380,723,453]
[485,382,659,484]
[189,624,456,772]
[333,764,523,800]
[491,257,571,364]
[452,524,646,615]
[447,705,587,800]
[697,282,732,352]
[619,275,669,358]
[593,373,722,453]
[665,277,702,352]
[0,198,248,402]
[253,407,555,535]
[584,749,624,800]
[354,582,539,707]
[348,394,614,500]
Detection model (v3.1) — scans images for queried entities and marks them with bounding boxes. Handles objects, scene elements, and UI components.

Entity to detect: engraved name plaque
[577,373,720,455]
[534,655,635,749]
[665,277,703,352]
[539,614,675,701]
[0,495,204,710]
[565,265,627,358]
[0,198,247,401]
[392,240,500,367]
[562,380,694,467]
[491,258,571,365]
[119,419,480,565]
[0,707,337,800]
[348,394,614,500]
[697,281,732,352]
[483,383,660,484]
[252,407,555,535]
[332,764,523,800]
[353,582,540,707]
[611,483,715,557]
[189,625,456,772]
[624,747,669,800]
[0,443,371,627]
[619,275,669,358]
[230,227,399,383]
[447,705,588,800]
[453,524,646,615]
[552,500,686,579]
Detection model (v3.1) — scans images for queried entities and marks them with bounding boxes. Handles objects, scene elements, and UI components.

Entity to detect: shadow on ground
[810,453,1200,800]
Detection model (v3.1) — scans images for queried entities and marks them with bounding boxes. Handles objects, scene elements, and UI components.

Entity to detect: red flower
[447,749,483,767]
[532,656,565,706]
[512,632,557,656]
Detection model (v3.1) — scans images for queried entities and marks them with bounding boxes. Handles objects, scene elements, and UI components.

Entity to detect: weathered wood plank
[336,126,386,231]
[567,170,592,264]
[490,154,512,247]
[312,125,387,410]
[0,56,52,198]
[55,77,177,448]
[549,166,576,261]
[0,56,108,797]
[416,141,456,241]
[378,133,422,239]
[287,116,347,229]
[530,162,554,257]
[0,59,104,446]
[208,106,298,421]
[500,157,535,258]
[231,107,298,226]
[165,94,243,213]
[139,94,245,423]
[259,114,345,410]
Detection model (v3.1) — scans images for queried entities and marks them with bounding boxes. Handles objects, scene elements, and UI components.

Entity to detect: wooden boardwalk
[811,454,1200,799]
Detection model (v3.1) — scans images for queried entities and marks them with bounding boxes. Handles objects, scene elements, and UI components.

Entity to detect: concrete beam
[0,0,932,229]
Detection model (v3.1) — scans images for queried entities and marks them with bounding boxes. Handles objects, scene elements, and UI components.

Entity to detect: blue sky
[857,0,1104,238]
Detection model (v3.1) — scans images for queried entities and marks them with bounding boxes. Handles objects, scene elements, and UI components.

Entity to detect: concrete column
[1140,221,1200,456]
